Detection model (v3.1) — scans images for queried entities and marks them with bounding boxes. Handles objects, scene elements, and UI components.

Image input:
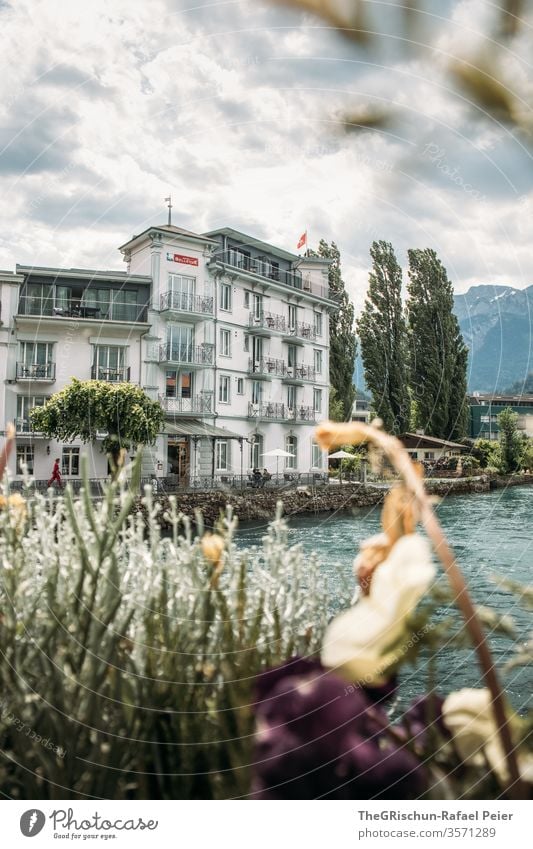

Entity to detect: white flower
[442,688,531,783]
[321,534,435,685]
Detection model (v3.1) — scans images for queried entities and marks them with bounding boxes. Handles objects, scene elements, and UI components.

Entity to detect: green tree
[357,241,409,434]
[406,248,468,440]
[328,386,345,421]
[31,379,164,476]
[498,407,522,473]
[314,240,357,420]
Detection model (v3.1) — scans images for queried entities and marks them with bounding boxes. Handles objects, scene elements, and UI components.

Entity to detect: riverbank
[139,473,533,527]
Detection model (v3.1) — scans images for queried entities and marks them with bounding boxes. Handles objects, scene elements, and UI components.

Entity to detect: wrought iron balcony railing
[159,343,214,365]
[16,362,56,381]
[247,357,286,378]
[284,321,317,342]
[160,291,214,315]
[247,402,317,422]
[247,311,287,332]
[159,394,214,414]
[91,365,131,382]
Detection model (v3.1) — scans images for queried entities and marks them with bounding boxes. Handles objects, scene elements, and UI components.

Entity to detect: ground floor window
[286,435,297,469]
[216,440,229,471]
[62,446,80,476]
[16,445,34,474]
[249,434,263,469]
[311,441,322,468]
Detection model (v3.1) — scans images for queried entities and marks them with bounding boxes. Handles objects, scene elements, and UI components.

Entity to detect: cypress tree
[406,248,468,440]
[315,240,357,420]
[356,241,409,434]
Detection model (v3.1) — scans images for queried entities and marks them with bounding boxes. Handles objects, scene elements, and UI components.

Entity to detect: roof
[401,432,466,450]
[202,227,301,263]
[164,420,243,439]
[469,394,533,405]
[119,224,219,252]
[16,264,151,284]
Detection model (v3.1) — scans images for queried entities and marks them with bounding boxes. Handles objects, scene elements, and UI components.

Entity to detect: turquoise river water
[235,486,532,711]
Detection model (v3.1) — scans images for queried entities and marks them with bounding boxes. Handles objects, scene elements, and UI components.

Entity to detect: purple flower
[252,657,427,799]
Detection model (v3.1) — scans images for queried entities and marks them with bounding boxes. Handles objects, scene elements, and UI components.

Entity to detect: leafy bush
[0,460,329,799]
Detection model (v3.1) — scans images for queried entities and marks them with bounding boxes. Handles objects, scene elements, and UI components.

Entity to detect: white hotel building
[0,224,337,486]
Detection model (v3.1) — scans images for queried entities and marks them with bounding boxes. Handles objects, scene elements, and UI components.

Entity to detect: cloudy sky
[1,0,533,310]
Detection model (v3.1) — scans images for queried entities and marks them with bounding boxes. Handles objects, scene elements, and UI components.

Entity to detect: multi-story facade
[469,393,533,440]
[0,223,337,484]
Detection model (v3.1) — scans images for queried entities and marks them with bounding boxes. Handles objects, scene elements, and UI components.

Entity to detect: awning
[163,420,244,440]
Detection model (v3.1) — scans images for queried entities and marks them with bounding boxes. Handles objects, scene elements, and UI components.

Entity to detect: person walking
[47,457,63,489]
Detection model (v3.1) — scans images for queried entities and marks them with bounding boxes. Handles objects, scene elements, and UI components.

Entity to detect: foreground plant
[251,420,531,800]
[0,454,328,799]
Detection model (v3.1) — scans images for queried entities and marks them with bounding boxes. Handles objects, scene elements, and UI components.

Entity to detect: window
[228,247,250,269]
[250,434,263,469]
[244,335,249,352]
[16,445,34,475]
[167,323,194,362]
[167,274,196,311]
[220,282,232,311]
[314,312,323,337]
[215,440,229,470]
[16,395,47,432]
[313,388,322,413]
[19,342,54,378]
[286,435,297,469]
[237,378,244,394]
[220,328,231,357]
[93,345,127,381]
[287,384,297,410]
[312,442,322,469]
[252,294,263,320]
[219,375,231,403]
[251,380,263,405]
[62,446,80,476]
[287,344,297,369]
[244,291,250,308]
[288,304,297,330]
[166,370,193,399]
[20,283,54,316]
[313,349,323,374]
[424,451,435,460]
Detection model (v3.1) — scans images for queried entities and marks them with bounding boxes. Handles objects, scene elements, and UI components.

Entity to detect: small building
[399,432,466,462]
[469,394,533,441]
[351,397,371,425]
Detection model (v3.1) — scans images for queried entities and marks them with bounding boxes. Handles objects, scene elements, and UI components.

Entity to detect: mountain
[454,285,533,392]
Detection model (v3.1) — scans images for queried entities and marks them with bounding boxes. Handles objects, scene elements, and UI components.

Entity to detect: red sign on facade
[167,252,198,266]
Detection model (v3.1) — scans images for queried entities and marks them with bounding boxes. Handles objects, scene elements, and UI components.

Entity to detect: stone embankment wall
[136,472,532,528]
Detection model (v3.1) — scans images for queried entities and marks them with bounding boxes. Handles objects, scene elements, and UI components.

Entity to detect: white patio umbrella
[328,449,353,484]
[262,447,295,479]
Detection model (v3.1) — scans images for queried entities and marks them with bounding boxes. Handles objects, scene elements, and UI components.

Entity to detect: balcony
[91,365,131,382]
[246,312,287,335]
[281,363,316,383]
[16,362,56,382]
[247,357,286,379]
[17,296,148,323]
[160,393,214,416]
[15,418,45,436]
[160,291,214,319]
[210,251,339,301]
[247,402,317,423]
[283,321,317,344]
[159,343,214,367]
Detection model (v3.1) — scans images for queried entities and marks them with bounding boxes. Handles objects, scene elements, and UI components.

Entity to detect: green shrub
[0,459,330,799]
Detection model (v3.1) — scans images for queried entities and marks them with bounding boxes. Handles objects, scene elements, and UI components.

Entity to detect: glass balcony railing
[211,251,339,301]
[16,362,56,381]
[18,296,148,322]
